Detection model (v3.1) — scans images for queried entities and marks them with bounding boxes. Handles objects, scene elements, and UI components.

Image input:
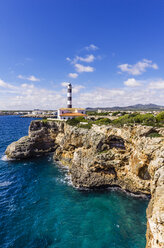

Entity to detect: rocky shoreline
[5,120,164,248]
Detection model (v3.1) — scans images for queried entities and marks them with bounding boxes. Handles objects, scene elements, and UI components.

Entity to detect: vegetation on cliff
[112,112,164,127]
[66,112,164,129]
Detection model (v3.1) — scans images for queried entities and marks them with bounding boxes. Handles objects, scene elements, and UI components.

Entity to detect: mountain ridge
[86,104,164,111]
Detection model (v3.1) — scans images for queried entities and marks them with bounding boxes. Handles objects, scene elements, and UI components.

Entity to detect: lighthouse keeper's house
[57,108,86,120]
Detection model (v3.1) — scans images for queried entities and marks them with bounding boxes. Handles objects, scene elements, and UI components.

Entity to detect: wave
[1,155,14,161]
[0,181,12,187]
[107,186,150,199]
[56,173,72,186]
[1,155,8,161]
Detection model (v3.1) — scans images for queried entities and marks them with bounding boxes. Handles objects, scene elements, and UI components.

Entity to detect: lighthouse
[57,83,86,120]
[67,83,72,108]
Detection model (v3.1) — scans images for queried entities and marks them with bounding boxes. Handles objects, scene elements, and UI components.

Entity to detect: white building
[57,108,86,120]
[32,110,43,115]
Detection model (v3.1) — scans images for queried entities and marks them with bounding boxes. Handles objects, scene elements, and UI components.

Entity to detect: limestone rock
[146,167,164,248]
[5,120,164,248]
[5,120,62,159]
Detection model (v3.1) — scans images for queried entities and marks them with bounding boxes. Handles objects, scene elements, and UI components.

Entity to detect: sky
[0,0,164,110]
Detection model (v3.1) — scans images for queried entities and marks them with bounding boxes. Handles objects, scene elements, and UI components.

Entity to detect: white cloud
[28,75,40,82]
[149,79,164,89]
[67,54,95,65]
[61,82,84,93]
[68,73,78,79]
[85,44,98,51]
[73,54,95,64]
[73,85,85,93]
[0,77,164,110]
[74,87,164,108]
[79,54,95,63]
[61,82,69,87]
[74,63,94,73]
[0,81,65,110]
[118,59,158,75]
[21,83,34,89]
[66,45,98,78]
[66,57,71,62]
[0,79,17,89]
[18,74,40,82]
[124,78,142,87]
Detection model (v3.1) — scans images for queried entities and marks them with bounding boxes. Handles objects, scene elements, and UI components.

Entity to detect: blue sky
[0,0,164,110]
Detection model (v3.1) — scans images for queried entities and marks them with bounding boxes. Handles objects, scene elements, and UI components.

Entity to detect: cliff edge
[5,120,164,248]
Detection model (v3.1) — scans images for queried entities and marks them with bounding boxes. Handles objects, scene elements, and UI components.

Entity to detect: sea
[0,115,149,248]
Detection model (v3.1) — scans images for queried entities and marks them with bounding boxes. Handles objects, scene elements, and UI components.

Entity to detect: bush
[94,118,111,125]
[66,118,79,126]
[112,111,120,116]
[120,111,128,116]
[147,132,162,138]
[66,112,164,128]
[86,111,109,116]
[132,113,155,125]
[86,111,97,116]
[112,113,157,126]
[97,112,109,116]
[156,112,164,123]
[66,117,86,126]
[112,114,131,125]
[78,123,92,129]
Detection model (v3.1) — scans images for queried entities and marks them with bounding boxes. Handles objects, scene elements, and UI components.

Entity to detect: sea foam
[1,155,14,161]
[0,181,12,187]
[1,155,8,161]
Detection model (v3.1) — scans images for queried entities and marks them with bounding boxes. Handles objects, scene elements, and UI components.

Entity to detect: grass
[78,123,92,129]
[98,150,109,154]
[147,132,162,138]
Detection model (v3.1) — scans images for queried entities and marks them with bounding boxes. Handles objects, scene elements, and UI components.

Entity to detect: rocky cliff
[5,120,164,248]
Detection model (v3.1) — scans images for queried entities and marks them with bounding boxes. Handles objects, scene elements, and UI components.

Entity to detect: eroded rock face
[5,120,164,248]
[146,167,164,248]
[53,124,163,194]
[5,120,64,159]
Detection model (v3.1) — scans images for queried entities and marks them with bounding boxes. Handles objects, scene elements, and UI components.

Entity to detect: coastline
[5,120,164,248]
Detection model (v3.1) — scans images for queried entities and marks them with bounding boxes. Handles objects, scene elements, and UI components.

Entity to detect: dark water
[0,116,149,248]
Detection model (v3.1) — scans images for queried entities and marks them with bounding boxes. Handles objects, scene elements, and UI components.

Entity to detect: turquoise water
[0,116,149,248]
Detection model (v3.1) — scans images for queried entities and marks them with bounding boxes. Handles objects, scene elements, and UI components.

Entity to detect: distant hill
[86,104,164,111]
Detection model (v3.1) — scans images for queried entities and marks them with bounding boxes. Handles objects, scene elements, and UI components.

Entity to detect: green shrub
[78,123,92,129]
[112,111,120,116]
[97,112,109,116]
[66,118,79,126]
[120,111,128,116]
[112,113,157,126]
[66,117,86,126]
[147,132,162,138]
[156,112,164,123]
[86,111,97,116]
[112,114,131,125]
[94,118,111,125]
[86,111,109,116]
